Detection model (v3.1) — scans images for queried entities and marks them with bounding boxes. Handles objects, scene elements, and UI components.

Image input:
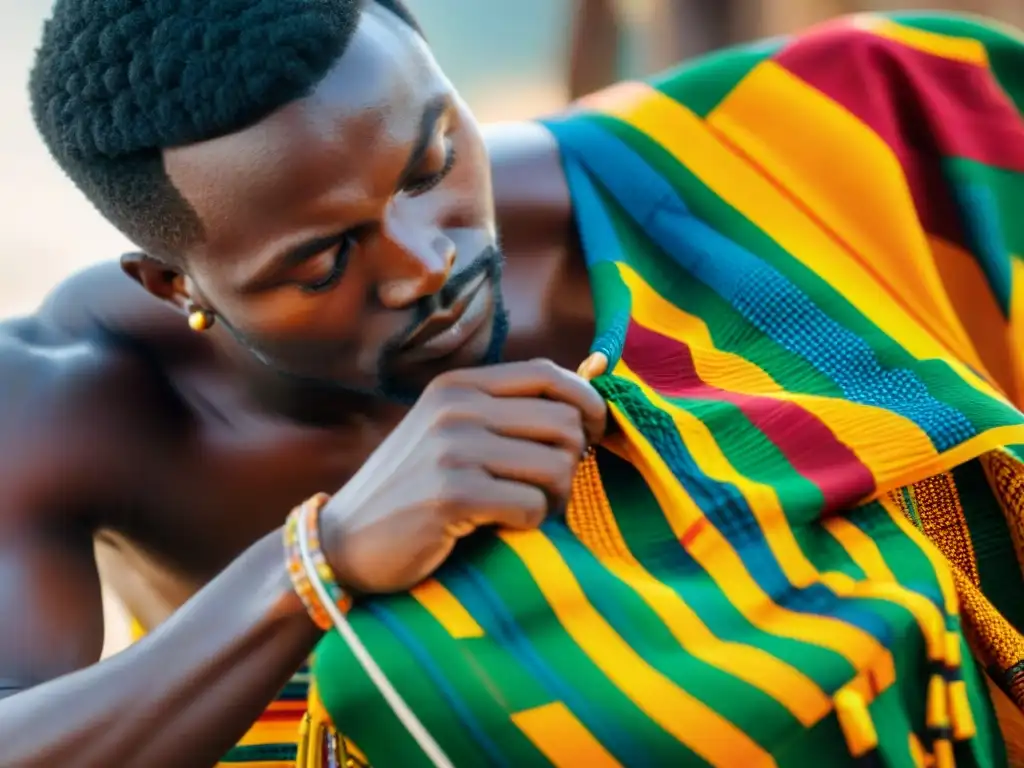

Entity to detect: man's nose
[375,207,456,309]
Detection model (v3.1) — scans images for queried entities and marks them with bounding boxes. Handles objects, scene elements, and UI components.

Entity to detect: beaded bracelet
[284,493,351,631]
[292,494,455,768]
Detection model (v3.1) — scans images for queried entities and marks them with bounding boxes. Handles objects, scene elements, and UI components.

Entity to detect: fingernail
[577,352,608,381]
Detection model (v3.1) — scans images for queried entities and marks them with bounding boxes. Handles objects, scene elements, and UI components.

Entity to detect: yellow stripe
[851,14,989,66]
[824,517,896,582]
[819,572,947,663]
[511,702,622,767]
[707,60,984,377]
[411,580,484,638]
[568,454,831,725]
[879,496,959,618]
[234,718,304,746]
[606,384,897,688]
[618,261,940,478]
[498,529,774,766]
[929,235,1014,402]
[601,80,1006,411]
[875,425,1024,498]
[1009,256,1024,407]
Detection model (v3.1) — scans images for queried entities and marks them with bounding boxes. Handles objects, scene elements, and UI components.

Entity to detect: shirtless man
[0,1,604,765]
[5,0,1024,766]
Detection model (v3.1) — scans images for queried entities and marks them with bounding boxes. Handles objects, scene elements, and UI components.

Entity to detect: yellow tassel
[312,723,326,768]
[934,738,955,768]
[908,733,930,768]
[296,713,312,768]
[948,680,977,741]
[835,688,879,758]
[926,675,956,768]
[944,632,962,669]
[927,675,950,730]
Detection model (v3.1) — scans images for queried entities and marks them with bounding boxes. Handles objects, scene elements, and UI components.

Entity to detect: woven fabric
[311,12,1024,767]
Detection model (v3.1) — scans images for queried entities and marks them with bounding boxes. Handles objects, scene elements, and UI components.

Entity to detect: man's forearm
[0,529,321,768]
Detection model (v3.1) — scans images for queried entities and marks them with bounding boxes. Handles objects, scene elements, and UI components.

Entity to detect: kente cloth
[309,11,1024,767]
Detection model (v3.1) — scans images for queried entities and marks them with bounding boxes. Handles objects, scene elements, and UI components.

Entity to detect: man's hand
[320,359,608,593]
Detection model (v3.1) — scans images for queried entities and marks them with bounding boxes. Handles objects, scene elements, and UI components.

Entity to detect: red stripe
[775,20,1024,246]
[623,319,876,513]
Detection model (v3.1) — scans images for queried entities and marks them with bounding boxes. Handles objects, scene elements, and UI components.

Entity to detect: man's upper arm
[0,522,105,697]
[0,335,112,695]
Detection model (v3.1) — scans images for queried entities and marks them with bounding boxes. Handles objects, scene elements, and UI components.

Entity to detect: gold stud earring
[187,306,215,332]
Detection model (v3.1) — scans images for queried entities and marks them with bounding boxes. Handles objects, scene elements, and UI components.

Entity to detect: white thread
[296,502,455,768]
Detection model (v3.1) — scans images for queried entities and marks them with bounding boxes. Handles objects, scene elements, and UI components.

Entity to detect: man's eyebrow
[395,93,451,190]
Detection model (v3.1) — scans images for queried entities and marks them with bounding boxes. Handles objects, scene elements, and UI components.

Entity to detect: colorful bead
[284,493,352,631]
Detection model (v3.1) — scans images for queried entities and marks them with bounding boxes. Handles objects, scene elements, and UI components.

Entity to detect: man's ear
[120,252,189,310]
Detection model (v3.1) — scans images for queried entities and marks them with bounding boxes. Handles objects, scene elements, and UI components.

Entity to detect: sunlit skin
[0,8,604,754]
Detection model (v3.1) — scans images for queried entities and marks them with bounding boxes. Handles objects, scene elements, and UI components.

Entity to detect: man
[567,0,738,100]
[3,1,1024,766]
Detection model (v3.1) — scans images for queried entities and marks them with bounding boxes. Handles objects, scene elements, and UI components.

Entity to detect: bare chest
[101,382,407,620]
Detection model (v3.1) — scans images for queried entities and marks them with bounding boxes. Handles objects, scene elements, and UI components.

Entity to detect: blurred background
[0,0,1020,653]
[1,0,1022,318]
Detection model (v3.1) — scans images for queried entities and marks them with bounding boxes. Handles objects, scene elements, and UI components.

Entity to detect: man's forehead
[163,6,439,245]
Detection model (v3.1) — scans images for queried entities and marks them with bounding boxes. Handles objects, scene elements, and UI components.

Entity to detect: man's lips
[397,273,490,360]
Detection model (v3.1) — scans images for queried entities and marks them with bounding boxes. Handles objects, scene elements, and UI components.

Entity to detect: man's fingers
[481,398,587,454]
[452,435,579,504]
[439,359,607,444]
[451,476,549,533]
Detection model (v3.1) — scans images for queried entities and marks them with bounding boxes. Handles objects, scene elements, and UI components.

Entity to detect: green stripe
[946,158,1024,258]
[601,184,845,400]
[944,156,1024,314]
[957,633,1008,767]
[461,535,693,763]
[886,12,1024,119]
[651,36,785,118]
[376,594,552,763]
[595,446,857,692]
[657,389,865,578]
[845,503,943,728]
[587,258,632,362]
[315,603,485,767]
[846,500,1005,767]
[653,385,868,585]
[220,743,297,762]
[869,685,925,768]
[901,486,922,529]
[546,524,801,749]
[953,461,1024,634]
[663,393,826,521]
[592,112,1023,436]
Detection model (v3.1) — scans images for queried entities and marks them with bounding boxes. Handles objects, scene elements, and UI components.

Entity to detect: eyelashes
[294,139,458,295]
[404,143,457,197]
[300,234,353,294]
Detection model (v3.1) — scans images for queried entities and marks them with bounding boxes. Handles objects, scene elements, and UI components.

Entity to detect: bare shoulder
[0,323,124,689]
[484,121,571,245]
[36,259,186,344]
[0,308,183,530]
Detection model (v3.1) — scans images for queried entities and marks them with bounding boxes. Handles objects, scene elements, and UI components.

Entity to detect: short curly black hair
[29,0,421,260]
